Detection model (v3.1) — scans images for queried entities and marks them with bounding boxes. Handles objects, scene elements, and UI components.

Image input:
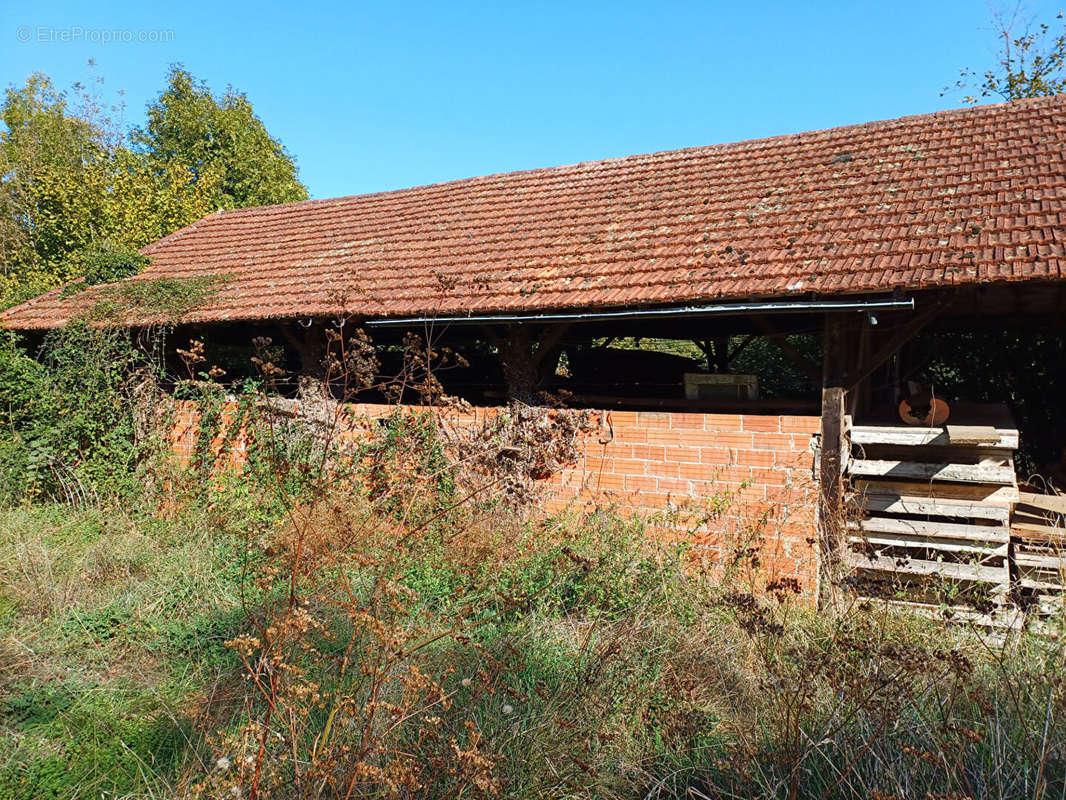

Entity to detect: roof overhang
[364,296,916,328]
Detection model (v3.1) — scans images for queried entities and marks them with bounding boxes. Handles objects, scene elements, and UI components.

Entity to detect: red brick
[700,446,733,465]
[590,472,626,490]
[646,429,684,445]
[776,451,813,469]
[741,415,781,432]
[646,460,680,478]
[751,432,793,451]
[750,467,789,487]
[712,432,755,449]
[630,444,667,461]
[612,458,648,475]
[614,427,648,444]
[637,412,673,429]
[600,442,633,458]
[582,457,614,474]
[670,413,705,429]
[781,415,820,434]
[624,474,658,492]
[702,413,745,432]
[664,446,701,463]
[607,410,638,427]
[679,462,721,481]
[735,449,774,467]
[629,491,671,510]
[656,477,692,494]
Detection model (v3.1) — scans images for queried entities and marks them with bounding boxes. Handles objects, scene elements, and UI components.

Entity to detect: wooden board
[852,479,1018,504]
[844,550,1009,584]
[1016,491,1066,516]
[850,442,1014,465]
[848,517,1008,543]
[1015,552,1066,571]
[851,492,1011,522]
[851,425,1018,449]
[1011,521,1066,546]
[945,425,1004,445]
[877,599,1031,631]
[848,459,1016,485]
[847,533,1008,558]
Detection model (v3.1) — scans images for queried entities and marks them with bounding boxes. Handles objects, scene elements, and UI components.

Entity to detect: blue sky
[1,1,1061,199]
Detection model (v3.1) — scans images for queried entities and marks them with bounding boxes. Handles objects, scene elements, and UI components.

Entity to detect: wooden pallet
[845,415,1016,608]
[1011,491,1066,624]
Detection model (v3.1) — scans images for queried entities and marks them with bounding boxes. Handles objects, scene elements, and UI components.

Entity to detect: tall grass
[1,327,1064,799]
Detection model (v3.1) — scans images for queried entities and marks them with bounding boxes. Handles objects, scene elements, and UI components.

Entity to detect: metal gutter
[364,297,915,327]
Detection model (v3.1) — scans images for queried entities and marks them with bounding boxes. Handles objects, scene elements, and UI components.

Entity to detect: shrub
[78,240,150,286]
[0,324,153,504]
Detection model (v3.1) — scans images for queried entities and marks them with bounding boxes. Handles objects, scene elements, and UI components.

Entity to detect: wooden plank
[1014,552,1066,570]
[851,443,1015,465]
[848,533,1008,557]
[844,550,1009,583]
[1010,521,1066,545]
[946,425,1003,445]
[818,384,846,608]
[850,516,1008,543]
[851,425,1018,449]
[1013,508,1066,527]
[879,599,1029,631]
[1017,492,1066,516]
[851,492,1010,522]
[848,459,1016,485]
[853,479,1018,504]
[1018,575,1066,592]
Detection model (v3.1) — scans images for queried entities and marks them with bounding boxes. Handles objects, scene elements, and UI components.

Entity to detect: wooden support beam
[818,313,854,608]
[752,317,821,382]
[279,322,327,378]
[728,333,757,362]
[484,323,571,402]
[843,301,948,392]
[818,384,846,606]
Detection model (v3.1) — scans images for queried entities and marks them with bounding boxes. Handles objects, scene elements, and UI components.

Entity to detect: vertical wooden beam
[818,314,850,608]
[488,323,571,403]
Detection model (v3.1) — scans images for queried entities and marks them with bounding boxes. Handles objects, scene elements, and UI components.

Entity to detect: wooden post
[496,326,539,403]
[819,315,850,608]
[280,322,327,380]
[490,324,571,403]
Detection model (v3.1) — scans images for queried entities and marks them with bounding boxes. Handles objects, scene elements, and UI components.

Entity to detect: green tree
[0,73,113,300]
[0,65,306,308]
[134,66,308,209]
[948,7,1066,103]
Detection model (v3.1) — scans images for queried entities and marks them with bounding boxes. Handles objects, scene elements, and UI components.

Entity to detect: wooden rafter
[752,317,821,382]
[843,300,949,392]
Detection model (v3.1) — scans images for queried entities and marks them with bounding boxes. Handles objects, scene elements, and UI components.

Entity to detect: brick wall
[544,410,821,595]
[167,400,821,597]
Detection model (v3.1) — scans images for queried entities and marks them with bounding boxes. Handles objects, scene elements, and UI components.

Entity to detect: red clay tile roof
[4,95,1066,330]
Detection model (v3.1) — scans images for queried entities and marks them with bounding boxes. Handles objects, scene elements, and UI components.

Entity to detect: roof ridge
[140,209,227,255]
[205,94,1066,219]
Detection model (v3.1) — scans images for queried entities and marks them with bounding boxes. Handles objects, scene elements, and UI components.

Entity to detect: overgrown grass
[2,491,1063,799]
[0,501,255,800]
[1,328,1064,799]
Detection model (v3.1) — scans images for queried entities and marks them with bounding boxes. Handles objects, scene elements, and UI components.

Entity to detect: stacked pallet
[844,419,1019,610]
[1012,491,1066,621]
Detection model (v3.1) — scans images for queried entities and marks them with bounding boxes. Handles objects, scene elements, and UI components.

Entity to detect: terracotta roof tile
[4,95,1066,330]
